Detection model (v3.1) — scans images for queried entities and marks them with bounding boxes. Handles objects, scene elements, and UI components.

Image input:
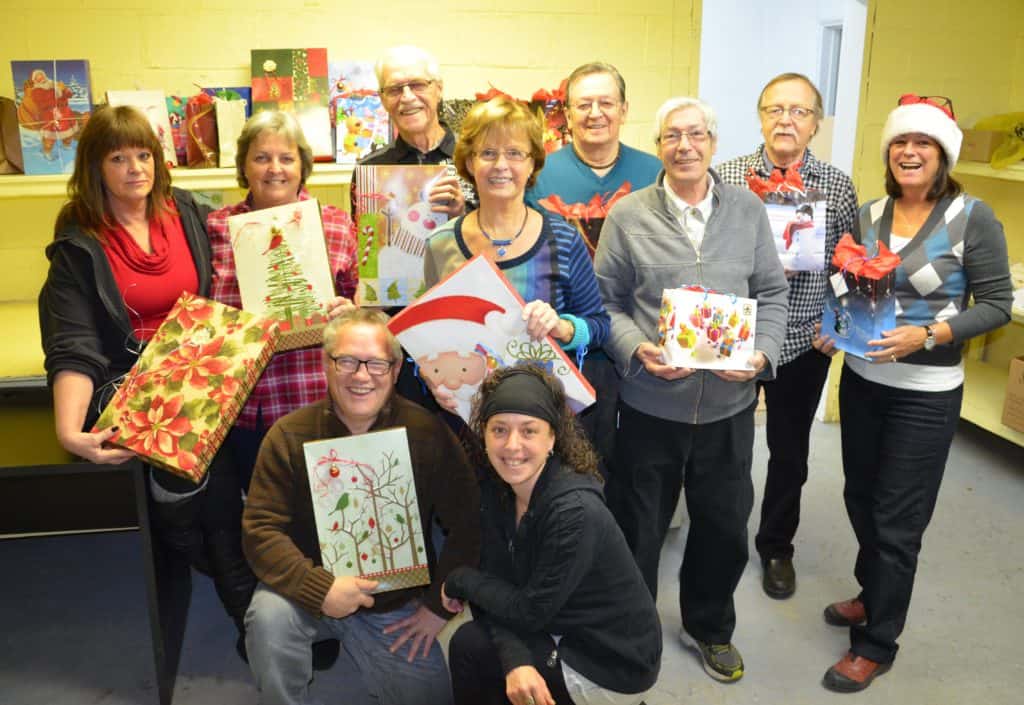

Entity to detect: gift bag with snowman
[657,286,758,370]
[354,164,449,307]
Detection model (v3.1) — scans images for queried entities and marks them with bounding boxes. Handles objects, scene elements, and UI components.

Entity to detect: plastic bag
[972,113,1024,169]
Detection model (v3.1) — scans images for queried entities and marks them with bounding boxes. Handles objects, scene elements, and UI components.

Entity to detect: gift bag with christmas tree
[251,48,332,160]
[303,428,430,593]
[228,199,335,351]
[821,233,901,359]
[93,293,279,483]
[354,164,449,307]
[657,286,758,370]
[328,60,389,164]
[388,255,596,422]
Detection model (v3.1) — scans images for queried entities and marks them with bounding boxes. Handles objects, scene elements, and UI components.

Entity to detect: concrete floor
[1,418,1022,705]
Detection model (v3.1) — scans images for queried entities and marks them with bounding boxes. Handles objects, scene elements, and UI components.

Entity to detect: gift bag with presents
[303,428,430,593]
[821,233,902,359]
[92,293,279,483]
[657,286,757,370]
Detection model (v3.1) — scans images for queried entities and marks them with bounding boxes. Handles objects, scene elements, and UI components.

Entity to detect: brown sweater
[242,395,481,618]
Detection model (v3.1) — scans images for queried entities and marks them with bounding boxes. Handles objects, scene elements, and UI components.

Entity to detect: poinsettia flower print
[167,293,216,329]
[208,375,241,405]
[121,394,192,458]
[160,337,233,388]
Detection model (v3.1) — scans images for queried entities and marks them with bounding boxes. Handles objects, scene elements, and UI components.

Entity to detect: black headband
[479,370,560,428]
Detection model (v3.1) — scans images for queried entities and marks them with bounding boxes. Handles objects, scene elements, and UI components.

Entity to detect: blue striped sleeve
[550,218,611,349]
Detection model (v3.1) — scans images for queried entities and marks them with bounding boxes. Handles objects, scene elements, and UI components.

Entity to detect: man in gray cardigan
[595,97,789,684]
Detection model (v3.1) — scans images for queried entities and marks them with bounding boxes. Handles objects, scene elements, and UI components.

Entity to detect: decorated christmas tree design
[263,225,320,325]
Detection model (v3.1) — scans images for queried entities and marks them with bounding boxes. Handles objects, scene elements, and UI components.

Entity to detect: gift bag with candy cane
[657,286,758,370]
[821,233,902,359]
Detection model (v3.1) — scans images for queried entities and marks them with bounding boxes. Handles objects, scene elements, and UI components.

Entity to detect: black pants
[755,347,832,560]
[576,353,621,482]
[839,366,961,664]
[609,400,755,644]
[448,620,571,705]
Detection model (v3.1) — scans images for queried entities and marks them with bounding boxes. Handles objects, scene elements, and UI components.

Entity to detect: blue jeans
[245,584,452,705]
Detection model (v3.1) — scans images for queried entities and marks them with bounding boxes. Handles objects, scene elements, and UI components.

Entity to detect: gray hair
[565,62,627,104]
[653,97,718,144]
[235,110,314,190]
[322,308,402,362]
[374,45,442,89]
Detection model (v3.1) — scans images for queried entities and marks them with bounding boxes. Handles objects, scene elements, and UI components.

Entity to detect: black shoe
[235,634,248,664]
[762,557,796,599]
[312,639,340,671]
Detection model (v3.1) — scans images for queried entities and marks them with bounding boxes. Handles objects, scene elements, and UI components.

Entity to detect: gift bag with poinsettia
[821,233,901,359]
[92,293,279,483]
[657,286,758,370]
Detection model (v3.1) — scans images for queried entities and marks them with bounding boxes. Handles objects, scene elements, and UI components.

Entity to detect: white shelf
[0,163,354,200]
[962,357,1024,447]
[953,161,1024,182]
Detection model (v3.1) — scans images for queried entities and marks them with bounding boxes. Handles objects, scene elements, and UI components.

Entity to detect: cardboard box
[1002,355,1024,433]
[959,129,1006,162]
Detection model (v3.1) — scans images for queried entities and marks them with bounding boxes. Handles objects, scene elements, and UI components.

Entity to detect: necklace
[478,207,529,258]
[573,143,620,171]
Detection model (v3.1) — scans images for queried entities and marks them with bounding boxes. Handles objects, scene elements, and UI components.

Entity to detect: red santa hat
[388,295,516,362]
[880,97,963,168]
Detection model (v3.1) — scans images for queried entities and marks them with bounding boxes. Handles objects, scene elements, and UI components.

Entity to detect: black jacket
[38,187,212,427]
[445,458,662,694]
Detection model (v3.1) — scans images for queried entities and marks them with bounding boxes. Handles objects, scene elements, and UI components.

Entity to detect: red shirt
[101,204,199,341]
[207,190,358,430]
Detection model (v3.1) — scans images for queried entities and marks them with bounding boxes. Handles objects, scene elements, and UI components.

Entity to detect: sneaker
[822,651,891,692]
[680,630,744,682]
[824,597,866,626]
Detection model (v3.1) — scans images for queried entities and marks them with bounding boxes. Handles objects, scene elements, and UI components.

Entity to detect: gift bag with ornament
[228,198,335,351]
[251,48,332,160]
[303,428,430,593]
[354,164,449,306]
[821,233,902,359]
[658,286,758,370]
[745,166,828,271]
[185,92,217,168]
[388,254,595,422]
[92,293,279,483]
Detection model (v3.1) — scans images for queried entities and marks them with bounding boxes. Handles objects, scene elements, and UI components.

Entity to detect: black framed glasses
[897,94,955,120]
[329,354,394,376]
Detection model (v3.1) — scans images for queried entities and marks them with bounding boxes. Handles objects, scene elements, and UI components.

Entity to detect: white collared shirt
[665,173,715,251]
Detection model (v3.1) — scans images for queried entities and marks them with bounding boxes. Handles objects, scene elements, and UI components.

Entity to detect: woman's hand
[522,301,570,343]
[324,296,356,320]
[428,176,466,218]
[60,427,136,465]
[505,666,555,705]
[635,341,695,380]
[811,322,839,357]
[865,325,929,363]
[440,582,464,614]
[712,350,767,382]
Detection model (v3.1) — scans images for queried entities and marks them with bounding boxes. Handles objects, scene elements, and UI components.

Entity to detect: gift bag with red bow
[745,166,829,271]
[821,233,902,358]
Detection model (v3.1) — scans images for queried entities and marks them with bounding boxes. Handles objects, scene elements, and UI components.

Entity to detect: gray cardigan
[595,170,789,424]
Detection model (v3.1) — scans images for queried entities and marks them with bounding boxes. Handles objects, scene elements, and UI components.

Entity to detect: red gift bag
[185,93,217,168]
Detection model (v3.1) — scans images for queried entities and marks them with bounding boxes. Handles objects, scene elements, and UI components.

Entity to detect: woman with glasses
[205,110,358,665]
[816,95,1011,692]
[422,97,610,416]
[442,364,660,705]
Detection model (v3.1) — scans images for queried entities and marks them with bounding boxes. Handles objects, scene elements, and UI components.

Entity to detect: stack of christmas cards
[354,164,449,306]
[227,199,335,351]
[657,286,757,370]
[304,428,430,593]
[10,60,92,174]
[328,61,389,164]
[388,255,596,422]
[106,90,178,167]
[93,293,279,483]
[251,48,332,160]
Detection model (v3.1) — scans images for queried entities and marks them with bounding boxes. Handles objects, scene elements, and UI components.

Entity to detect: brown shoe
[822,652,891,692]
[824,597,866,626]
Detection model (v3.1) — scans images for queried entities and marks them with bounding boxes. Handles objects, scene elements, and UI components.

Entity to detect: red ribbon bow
[831,233,902,278]
[744,165,806,199]
[538,182,632,222]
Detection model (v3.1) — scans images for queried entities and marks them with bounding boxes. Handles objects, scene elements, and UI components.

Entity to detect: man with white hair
[595,96,789,683]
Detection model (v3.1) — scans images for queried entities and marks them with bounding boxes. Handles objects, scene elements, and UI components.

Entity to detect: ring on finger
[524,698,536,705]
[890,353,897,363]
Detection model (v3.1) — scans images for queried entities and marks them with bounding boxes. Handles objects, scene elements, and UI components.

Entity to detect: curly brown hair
[467,363,600,482]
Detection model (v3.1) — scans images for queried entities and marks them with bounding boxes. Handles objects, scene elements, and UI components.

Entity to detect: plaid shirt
[716,146,858,364]
[207,190,358,429]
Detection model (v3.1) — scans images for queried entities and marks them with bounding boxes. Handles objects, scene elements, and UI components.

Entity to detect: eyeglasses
[571,99,622,114]
[658,129,711,146]
[474,148,532,163]
[381,79,435,100]
[897,94,955,120]
[329,354,394,376]
[759,105,817,121]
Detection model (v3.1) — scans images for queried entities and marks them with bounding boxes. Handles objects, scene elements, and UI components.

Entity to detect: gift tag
[830,271,849,297]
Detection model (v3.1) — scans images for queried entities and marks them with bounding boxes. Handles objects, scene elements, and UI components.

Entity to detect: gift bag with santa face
[388,255,596,423]
[821,234,901,359]
[227,199,335,350]
[658,286,757,370]
[355,164,449,307]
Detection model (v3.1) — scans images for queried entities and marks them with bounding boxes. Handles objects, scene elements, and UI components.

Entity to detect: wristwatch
[922,325,936,351]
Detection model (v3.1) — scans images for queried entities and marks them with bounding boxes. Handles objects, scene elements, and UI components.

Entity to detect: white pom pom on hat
[880,102,963,168]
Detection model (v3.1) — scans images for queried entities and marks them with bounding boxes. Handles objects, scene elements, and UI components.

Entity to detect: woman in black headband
[441,364,661,705]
